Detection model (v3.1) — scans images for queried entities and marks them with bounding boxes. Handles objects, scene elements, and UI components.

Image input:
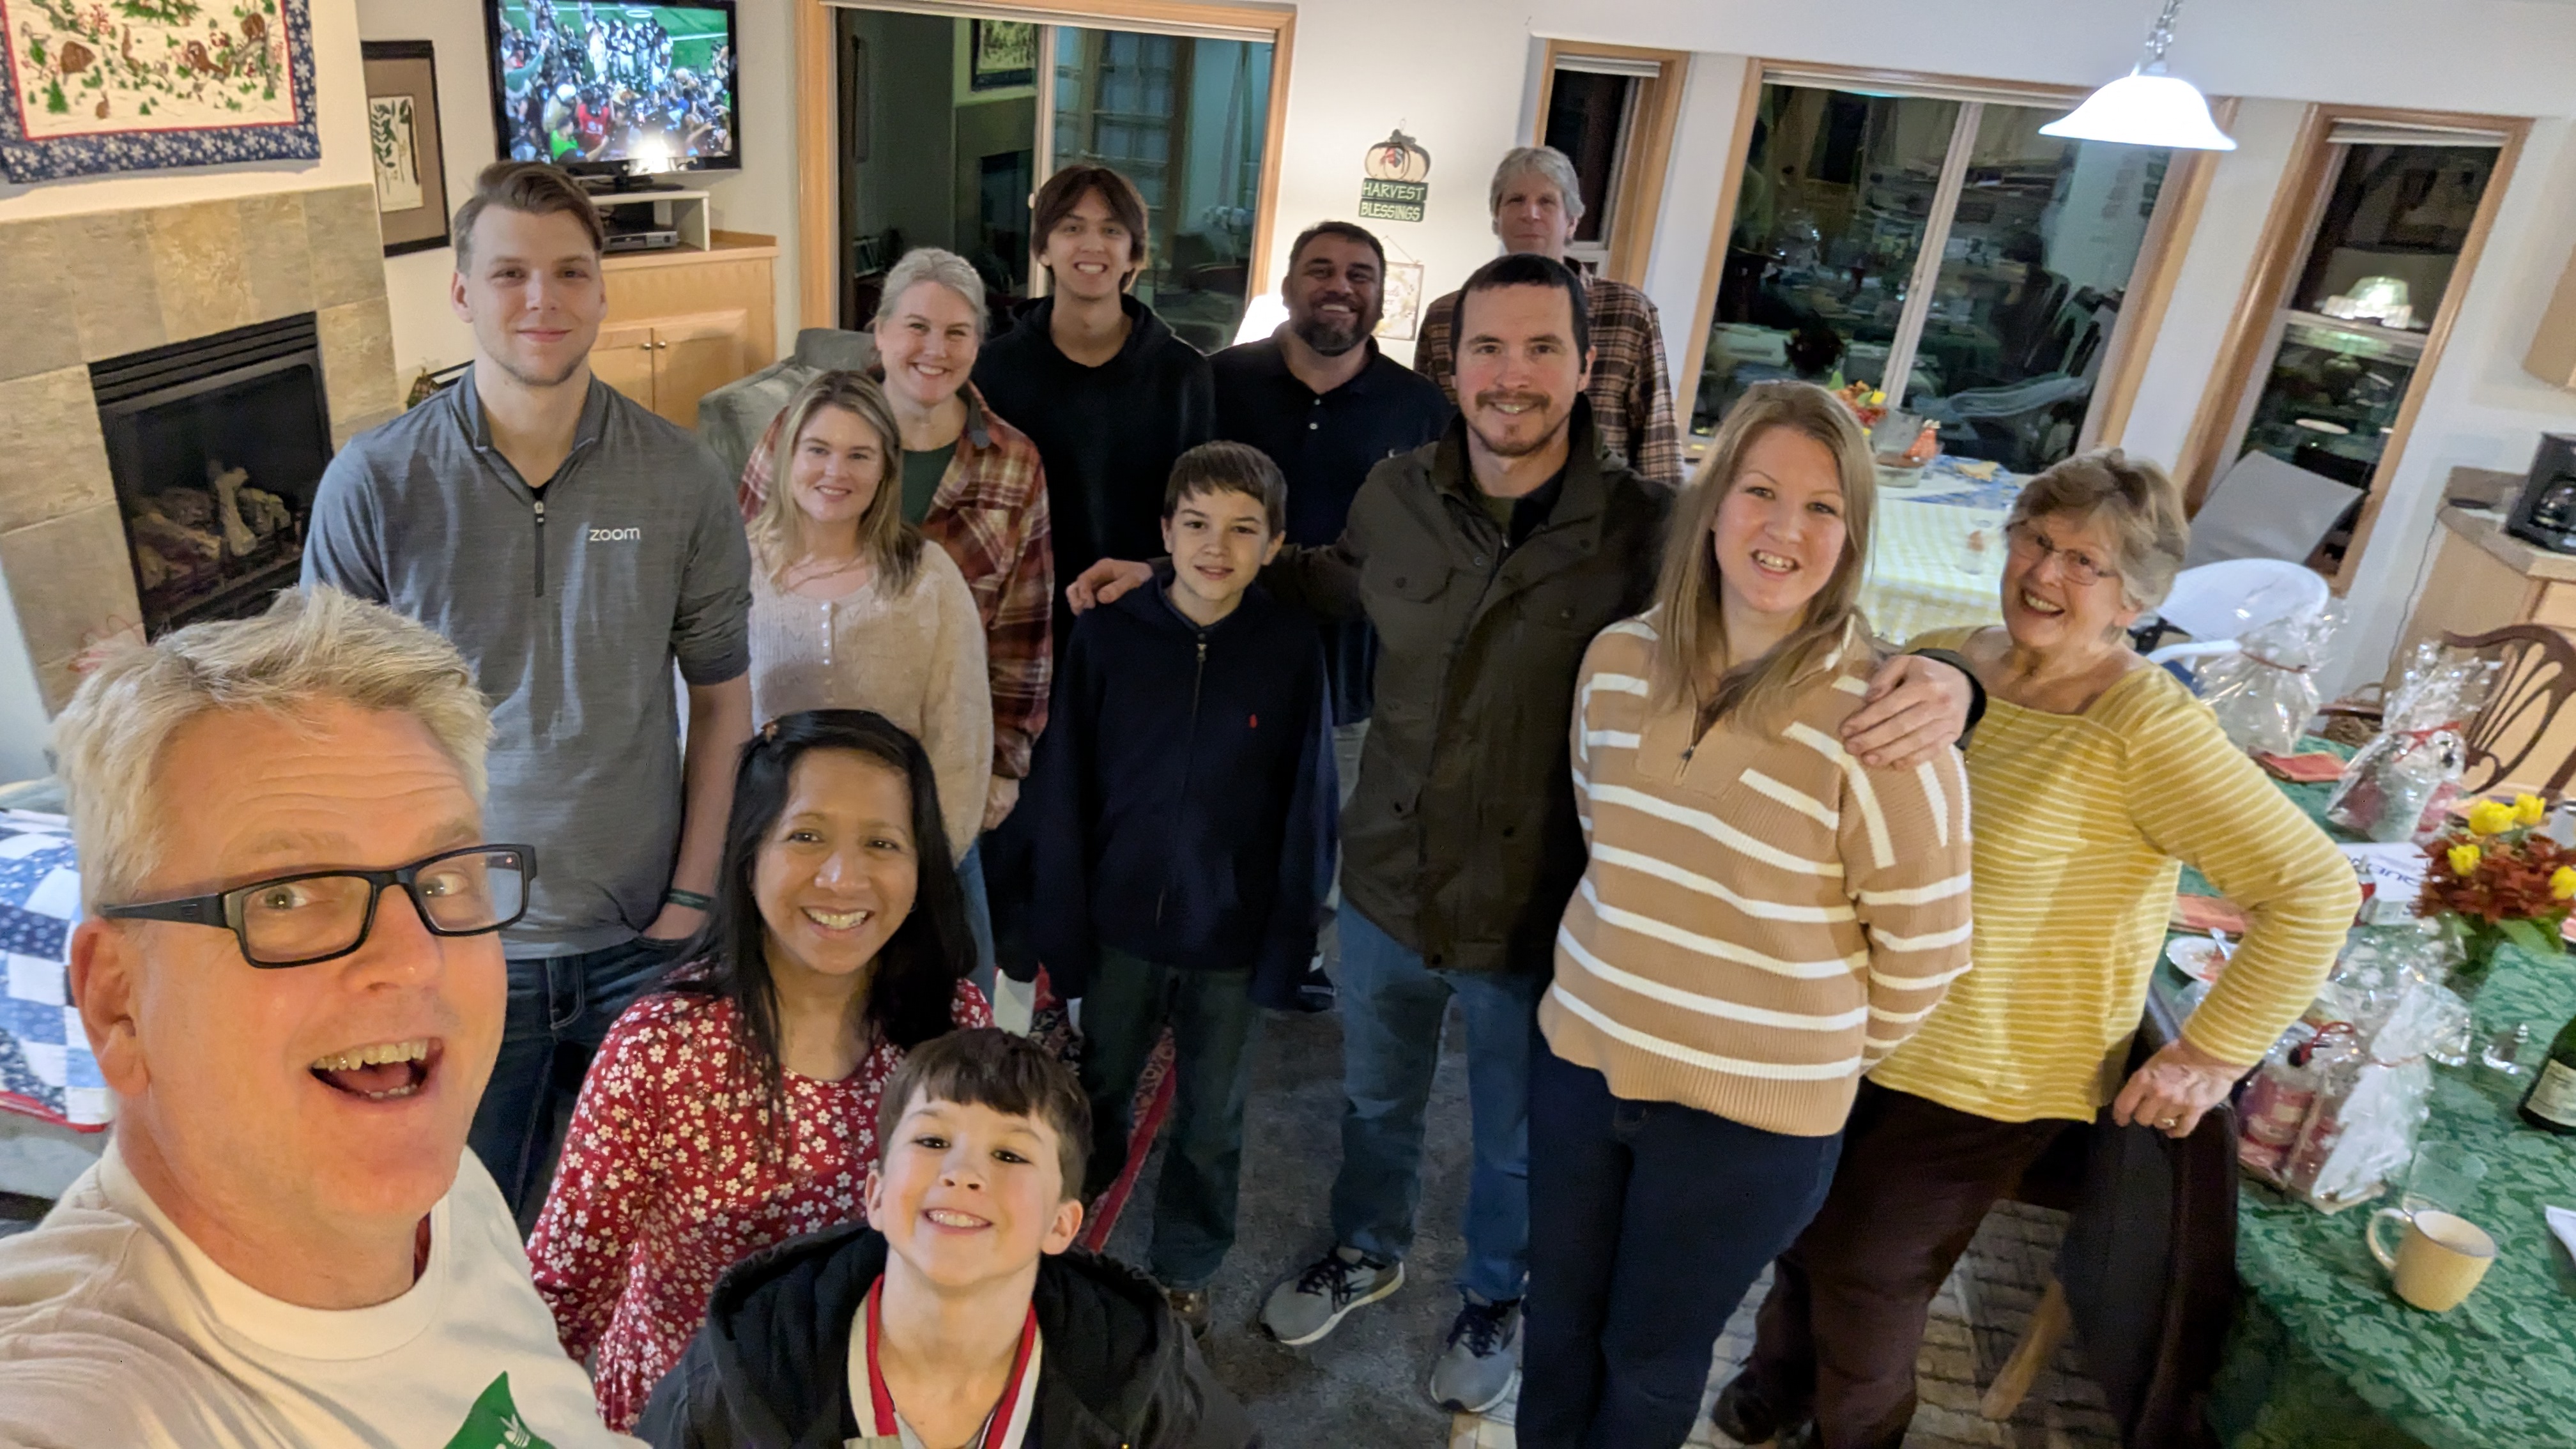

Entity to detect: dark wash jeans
[1519,1042,1843,1449]
[468,935,689,1221]
[1077,946,1261,1290]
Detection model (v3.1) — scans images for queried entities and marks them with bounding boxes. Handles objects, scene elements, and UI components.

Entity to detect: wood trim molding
[2329,114,2531,590]
[2170,103,2338,510]
[1673,61,1767,437]
[1752,59,2089,106]
[797,0,835,330]
[2085,96,2239,450]
[795,0,1296,333]
[2165,103,2533,594]
[1533,38,1691,289]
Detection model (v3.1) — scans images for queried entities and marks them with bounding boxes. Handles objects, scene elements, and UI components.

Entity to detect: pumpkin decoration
[1365,129,1431,183]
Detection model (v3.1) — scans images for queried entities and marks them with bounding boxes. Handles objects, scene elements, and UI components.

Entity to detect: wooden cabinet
[2389,477,2576,792]
[595,231,778,429]
[591,310,749,427]
[2527,241,2576,390]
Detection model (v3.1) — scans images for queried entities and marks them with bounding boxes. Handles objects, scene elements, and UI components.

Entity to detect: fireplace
[90,316,332,639]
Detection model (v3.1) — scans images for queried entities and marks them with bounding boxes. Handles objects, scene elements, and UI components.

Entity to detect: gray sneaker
[1429,1293,1522,1413]
[1259,1247,1404,1346]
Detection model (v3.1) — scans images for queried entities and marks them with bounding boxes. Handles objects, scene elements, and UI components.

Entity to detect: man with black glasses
[0,588,641,1447]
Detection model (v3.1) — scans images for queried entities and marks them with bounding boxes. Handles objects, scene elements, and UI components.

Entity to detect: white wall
[356,0,802,376]
[0,0,373,221]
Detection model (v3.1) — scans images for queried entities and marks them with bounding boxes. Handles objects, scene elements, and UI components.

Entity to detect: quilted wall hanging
[0,0,320,182]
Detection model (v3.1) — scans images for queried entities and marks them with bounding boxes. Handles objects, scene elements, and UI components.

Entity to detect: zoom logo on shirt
[588,526,641,542]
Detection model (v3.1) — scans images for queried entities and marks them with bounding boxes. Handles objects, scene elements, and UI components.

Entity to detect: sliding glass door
[1699,76,2174,474]
[834,6,1271,349]
[1050,28,1270,351]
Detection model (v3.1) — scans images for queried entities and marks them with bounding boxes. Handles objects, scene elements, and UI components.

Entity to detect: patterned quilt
[0,817,105,1130]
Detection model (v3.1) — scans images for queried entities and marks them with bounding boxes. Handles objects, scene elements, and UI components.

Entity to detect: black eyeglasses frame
[95,844,537,969]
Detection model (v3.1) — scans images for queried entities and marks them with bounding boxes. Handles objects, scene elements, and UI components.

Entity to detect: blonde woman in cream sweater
[1518,381,1974,1449]
[746,371,990,871]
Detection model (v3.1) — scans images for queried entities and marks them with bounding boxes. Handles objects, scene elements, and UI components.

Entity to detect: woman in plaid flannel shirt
[739,249,1055,847]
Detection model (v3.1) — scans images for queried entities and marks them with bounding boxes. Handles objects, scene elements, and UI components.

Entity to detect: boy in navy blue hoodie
[1031,441,1337,1334]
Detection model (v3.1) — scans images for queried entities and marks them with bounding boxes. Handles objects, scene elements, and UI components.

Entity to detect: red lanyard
[862,1276,1041,1449]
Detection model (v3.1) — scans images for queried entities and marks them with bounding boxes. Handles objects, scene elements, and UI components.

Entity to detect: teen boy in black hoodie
[636,1028,1255,1449]
[972,162,1216,1000]
[1030,443,1337,1334]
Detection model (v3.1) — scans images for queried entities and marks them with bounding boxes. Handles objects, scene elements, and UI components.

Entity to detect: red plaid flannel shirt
[1413,273,1683,488]
[739,382,1054,779]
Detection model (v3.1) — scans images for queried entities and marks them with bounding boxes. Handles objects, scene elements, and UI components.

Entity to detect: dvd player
[604,227,680,253]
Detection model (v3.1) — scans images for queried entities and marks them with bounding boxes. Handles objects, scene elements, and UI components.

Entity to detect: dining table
[1861,454,2022,645]
[2158,751,2576,1449]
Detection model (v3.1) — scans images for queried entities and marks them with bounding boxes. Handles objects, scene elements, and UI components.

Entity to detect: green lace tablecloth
[2161,744,2576,1448]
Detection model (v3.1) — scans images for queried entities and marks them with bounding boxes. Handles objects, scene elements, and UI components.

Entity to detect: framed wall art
[361,40,449,256]
[0,0,321,183]
[970,19,1037,92]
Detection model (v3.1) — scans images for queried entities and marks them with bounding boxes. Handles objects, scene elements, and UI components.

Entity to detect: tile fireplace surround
[0,183,399,711]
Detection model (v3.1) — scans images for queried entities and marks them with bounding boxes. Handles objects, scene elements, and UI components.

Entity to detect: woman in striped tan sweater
[1716,451,2357,1449]
[1519,382,1975,1449]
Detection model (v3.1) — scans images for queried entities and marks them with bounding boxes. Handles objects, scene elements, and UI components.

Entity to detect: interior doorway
[834,7,1274,352]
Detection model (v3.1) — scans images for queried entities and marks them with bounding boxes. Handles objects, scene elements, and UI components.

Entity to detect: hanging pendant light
[2041,0,2237,151]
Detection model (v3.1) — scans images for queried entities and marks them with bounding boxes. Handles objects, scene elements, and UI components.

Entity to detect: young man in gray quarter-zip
[303,162,754,1222]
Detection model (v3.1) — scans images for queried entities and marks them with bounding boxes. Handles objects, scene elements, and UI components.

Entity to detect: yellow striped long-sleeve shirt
[1867,627,2359,1124]
[1538,613,1975,1138]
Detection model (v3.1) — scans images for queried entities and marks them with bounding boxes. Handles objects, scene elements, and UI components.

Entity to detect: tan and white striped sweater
[1538,613,1975,1137]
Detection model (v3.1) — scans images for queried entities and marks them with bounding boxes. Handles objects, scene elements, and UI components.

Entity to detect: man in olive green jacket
[1071,253,1972,1411]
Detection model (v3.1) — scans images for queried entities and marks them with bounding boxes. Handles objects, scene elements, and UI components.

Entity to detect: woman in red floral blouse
[527,710,992,1430]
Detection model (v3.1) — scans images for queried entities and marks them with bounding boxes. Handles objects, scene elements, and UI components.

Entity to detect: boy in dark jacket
[1030,441,1337,1334]
[636,1028,1255,1449]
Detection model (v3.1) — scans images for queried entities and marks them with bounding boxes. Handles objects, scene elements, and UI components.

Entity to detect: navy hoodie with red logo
[1029,579,1335,1007]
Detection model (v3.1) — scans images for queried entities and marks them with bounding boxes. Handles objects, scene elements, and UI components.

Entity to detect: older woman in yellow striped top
[1717,450,2359,1449]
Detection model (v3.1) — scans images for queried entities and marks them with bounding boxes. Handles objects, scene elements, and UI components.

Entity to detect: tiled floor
[1450,1204,2123,1449]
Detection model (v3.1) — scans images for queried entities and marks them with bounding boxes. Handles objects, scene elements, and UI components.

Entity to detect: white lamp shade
[2039,72,2237,151]
[1233,292,1289,346]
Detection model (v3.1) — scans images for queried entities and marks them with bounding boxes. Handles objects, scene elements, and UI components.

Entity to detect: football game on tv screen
[488,1,738,172]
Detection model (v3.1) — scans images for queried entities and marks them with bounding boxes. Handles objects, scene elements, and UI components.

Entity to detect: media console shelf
[594,229,778,430]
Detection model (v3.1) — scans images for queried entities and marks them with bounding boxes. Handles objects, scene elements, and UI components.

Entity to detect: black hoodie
[634,1224,1257,1449]
[971,295,1216,645]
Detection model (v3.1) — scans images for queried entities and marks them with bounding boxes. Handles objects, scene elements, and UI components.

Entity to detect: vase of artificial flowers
[2419,793,2576,995]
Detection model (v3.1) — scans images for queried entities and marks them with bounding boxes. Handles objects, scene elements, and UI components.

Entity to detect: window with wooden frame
[793,0,1294,341]
[1532,41,1687,286]
[2173,108,2527,586]
[1675,65,2225,479]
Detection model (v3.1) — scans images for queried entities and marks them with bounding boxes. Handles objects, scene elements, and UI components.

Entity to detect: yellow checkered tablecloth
[1862,489,2009,646]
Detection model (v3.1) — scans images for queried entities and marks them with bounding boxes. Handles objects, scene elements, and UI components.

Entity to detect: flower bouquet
[2418,793,2576,993]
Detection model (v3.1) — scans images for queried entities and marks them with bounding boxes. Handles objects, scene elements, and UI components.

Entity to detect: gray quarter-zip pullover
[302,367,752,956]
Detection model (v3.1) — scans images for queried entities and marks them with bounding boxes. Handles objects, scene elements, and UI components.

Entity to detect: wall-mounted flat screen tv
[486,0,739,177]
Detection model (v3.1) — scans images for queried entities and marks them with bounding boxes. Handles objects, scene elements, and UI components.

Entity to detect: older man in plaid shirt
[1413,145,1684,489]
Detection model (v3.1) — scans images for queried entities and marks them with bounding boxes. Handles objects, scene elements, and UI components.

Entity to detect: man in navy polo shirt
[1211,221,1451,1000]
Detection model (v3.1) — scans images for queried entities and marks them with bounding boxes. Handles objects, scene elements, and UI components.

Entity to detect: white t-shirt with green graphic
[0,1144,640,1449]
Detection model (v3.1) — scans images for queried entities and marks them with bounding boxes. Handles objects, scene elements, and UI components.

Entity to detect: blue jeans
[468,935,687,1220]
[1519,1043,1844,1449]
[958,839,997,1003]
[1328,905,1545,1303]
[1076,947,1259,1289]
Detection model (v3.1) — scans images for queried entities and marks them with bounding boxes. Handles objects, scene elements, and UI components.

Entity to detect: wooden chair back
[2444,624,2576,798]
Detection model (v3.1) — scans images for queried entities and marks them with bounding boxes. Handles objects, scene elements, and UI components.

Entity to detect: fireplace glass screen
[91,315,332,638]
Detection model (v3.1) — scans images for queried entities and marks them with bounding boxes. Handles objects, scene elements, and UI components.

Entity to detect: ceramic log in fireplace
[90,315,332,639]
